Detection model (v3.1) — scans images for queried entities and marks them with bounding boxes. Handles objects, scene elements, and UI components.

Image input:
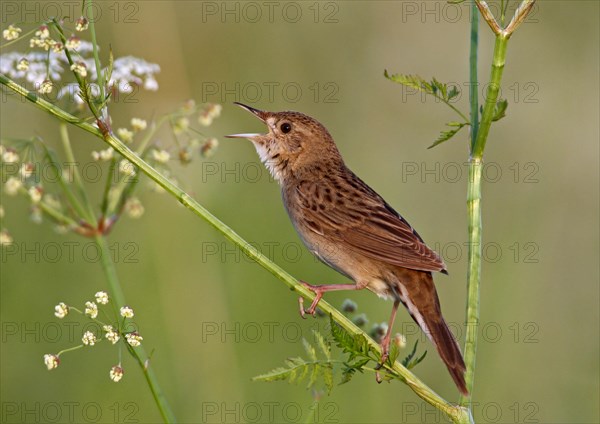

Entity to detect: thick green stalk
[95,234,177,423]
[460,159,483,407]
[0,73,471,423]
[472,34,508,158]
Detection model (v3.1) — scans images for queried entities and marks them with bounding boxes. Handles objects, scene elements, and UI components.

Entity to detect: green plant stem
[38,142,90,222]
[95,233,177,423]
[460,159,483,408]
[17,187,79,228]
[57,344,84,356]
[85,0,106,104]
[472,34,508,158]
[59,123,97,223]
[0,73,472,424]
[460,27,510,410]
[469,4,480,148]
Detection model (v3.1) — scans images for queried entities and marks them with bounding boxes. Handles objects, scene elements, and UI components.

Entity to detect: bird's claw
[374,341,390,384]
[298,280,321,318]
[298,297,308,319]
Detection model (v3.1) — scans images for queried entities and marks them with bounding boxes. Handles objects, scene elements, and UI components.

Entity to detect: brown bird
[226,103,467,394]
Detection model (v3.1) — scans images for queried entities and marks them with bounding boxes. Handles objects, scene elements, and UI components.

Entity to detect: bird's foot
[375,335,392,383]
[298,281,324,319]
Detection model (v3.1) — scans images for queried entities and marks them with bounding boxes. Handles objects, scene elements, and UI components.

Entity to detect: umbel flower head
[110,365,124,382]
[95,291,109,305]
[120,306,134,318]
[3,25,22,41]
[54,302,69,319]
[84,301,98,319]
[43,354,60,370]
[103,325,120,344]
[82,331,97,346]
[75,17,89,32]
[125,332,143,347]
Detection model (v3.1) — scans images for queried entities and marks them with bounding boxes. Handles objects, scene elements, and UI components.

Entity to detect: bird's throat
[252,142,291,184]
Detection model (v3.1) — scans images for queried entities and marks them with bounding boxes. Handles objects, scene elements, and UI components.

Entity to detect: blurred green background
[1,1,599,423]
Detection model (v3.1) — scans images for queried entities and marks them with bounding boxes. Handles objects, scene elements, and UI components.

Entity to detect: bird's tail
[396,271,468,395]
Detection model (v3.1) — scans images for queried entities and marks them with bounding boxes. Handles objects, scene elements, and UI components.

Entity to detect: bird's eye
[280,123,292,133]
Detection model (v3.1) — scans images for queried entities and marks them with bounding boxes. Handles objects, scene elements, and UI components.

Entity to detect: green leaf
[303,338,318,362]
[448,85,460,100]
[428,122,468,148]
[313,330,331,361]
[339,358,369,385]
[492,99,508,121]
[340,367,357,385]
[384,72,462,104]
[253,366,296,383]
[388,342,400,366]
[322,364,334,394]
[480,99,509,122]
[254,330,337,394]
[401,341,428,370]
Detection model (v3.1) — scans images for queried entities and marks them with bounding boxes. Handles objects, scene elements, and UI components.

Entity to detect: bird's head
[226,103,342,183]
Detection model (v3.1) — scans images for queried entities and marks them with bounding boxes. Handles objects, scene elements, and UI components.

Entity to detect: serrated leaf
[253,367,295,383]
[432,77,447,99]
[429,122,467,148]
[384,72,431,94]
[322,365,334,393]
[254,328,338,393]
[448,85,459,100]
[303,339,318,362]
[313,330,331,361]
[308,362,319,389]
[385,72,463,105]
[339,367,356,385]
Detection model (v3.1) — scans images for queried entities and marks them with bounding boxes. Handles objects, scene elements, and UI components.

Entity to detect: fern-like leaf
[429,122,468,149]
[329,316,372,361]
[384,71,461,104]
[253,332,336,394]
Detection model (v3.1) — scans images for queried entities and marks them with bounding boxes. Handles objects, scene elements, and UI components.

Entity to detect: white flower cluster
[108,56,160,92]
[1,42,160,97]
[0,51,68,88]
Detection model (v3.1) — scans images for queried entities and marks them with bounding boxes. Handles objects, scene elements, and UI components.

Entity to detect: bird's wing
[293,172,447,273]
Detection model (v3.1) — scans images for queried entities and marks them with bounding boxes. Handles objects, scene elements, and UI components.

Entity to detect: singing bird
[226,103,467,394]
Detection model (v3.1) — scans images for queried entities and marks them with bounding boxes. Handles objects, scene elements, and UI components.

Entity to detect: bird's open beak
[225,102,268,139]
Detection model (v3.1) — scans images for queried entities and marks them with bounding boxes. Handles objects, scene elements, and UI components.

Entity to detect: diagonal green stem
[0,72,471,423]
[37,140,90,222]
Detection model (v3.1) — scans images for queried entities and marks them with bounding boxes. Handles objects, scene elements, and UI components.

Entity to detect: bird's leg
[375,299,400,383]
[298,281,361,318]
